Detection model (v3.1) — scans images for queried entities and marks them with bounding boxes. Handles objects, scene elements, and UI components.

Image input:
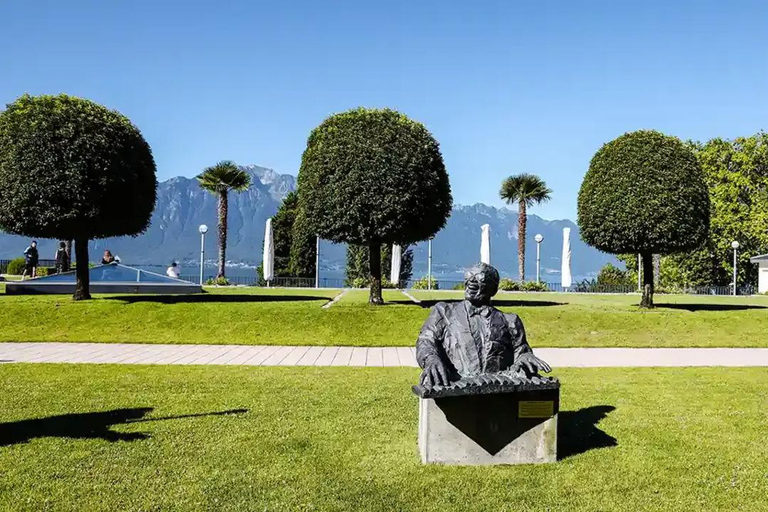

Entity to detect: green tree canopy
[0,94,157,299]
[297,108,452,304]
[652,134,768,291]
[578,130,710,307]
[268,190,316,279]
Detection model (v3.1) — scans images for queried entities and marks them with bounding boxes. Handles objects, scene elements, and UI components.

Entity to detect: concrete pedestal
[418,389,559,465]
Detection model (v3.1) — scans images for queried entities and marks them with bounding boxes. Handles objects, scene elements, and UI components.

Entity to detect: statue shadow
[0,407,248,447]
[415,299,564,309]
[655,303,766,312]
[558,405,617,460]
[437,399,616,459]
[105,294,329,304]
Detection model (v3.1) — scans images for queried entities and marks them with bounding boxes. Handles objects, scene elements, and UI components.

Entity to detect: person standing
[22,240,39,279]
[54,241,70,273]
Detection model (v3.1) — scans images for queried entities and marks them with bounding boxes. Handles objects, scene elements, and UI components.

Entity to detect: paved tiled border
[3,343,768,367]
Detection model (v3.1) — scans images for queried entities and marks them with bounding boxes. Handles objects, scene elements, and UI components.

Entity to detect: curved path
[3,343,768,367]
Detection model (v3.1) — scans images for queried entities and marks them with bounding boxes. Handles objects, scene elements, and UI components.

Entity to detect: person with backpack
[54,241,70,273]
[22,240,39,279]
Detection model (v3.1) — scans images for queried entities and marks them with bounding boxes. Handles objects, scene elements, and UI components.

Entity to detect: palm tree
[197,161,251,278]
[500,174,552,281]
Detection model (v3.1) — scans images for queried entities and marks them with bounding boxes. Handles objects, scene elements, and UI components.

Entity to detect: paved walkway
[3,343,768,367]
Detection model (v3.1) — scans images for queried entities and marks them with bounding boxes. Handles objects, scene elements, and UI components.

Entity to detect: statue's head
[464,263,499,304]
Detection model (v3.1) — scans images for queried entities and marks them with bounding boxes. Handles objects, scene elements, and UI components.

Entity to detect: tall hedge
[297,108,451,304]
[577,130,709,307]
[0,94,157,299]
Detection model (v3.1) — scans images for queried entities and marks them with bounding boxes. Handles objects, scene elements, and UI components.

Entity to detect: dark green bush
[205,277,231,286]
[520,281,549,292]
[411,276,439,290]
[6,258,25,275]
[498,278,521,291]
[596,263,634,287]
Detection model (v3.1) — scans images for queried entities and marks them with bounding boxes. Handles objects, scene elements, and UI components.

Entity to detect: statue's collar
[464,300,492,317]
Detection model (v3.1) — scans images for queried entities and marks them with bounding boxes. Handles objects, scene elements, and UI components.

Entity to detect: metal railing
[179,274,346,288]
[174,272,758,296]
[0,259,57,274]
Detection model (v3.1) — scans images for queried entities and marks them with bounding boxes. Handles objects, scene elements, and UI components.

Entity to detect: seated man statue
[416,262,551,388]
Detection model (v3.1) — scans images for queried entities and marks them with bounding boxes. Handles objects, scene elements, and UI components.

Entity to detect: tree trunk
[217,191,228,278]
[640,251,654,309]
[517,200,527,282]
[73,238,91,301]
[368,240,384,305]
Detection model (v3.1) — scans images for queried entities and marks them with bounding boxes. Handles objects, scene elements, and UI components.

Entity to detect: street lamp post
[534,234,543,283]
[732,240,740,296]
[198,224,208,285]
[427,238,433,290]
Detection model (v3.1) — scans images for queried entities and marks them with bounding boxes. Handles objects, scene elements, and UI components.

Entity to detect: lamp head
[731,240,740,250]
[534,234,543,243]
[199,224,209,235]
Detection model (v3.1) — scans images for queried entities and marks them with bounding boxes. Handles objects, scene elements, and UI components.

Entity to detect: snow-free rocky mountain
[0,165,615,280]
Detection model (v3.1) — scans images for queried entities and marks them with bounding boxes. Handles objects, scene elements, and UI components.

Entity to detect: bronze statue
[416,262,551,388]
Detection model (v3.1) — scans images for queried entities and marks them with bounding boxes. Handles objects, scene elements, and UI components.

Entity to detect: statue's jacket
[416,300,534,377]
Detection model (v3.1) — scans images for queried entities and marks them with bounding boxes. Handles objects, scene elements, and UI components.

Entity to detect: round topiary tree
[297,107,452,304]
[0,94,157,300]
[577,130,710,308]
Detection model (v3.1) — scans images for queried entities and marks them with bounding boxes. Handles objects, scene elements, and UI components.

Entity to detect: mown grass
[1,364,767,511]
[2,286,768,347]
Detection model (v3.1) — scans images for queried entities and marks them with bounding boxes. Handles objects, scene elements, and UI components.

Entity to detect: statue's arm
[415,304,453,386]
[416,305,446,368]
[506,313,532,358]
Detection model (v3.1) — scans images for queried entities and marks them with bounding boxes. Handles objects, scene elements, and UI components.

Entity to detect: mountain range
[0,165,616,280]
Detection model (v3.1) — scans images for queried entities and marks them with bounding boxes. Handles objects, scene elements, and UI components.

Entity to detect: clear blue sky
[2,0,767,220]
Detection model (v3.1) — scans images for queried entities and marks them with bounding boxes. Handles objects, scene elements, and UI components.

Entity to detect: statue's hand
[513,352,551,376]
[420,356,450,387]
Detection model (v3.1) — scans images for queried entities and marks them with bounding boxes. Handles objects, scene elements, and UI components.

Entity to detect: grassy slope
[1,364,767,511]
[2,287,768,347]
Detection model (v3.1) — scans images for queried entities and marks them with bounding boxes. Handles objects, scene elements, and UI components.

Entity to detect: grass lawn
[2,286,768,347]
[1,364,767,511]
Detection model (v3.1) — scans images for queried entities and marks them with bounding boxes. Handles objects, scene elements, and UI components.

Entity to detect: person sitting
[166,262,180,279]
[101,250,116,265]
[54,241,70,273]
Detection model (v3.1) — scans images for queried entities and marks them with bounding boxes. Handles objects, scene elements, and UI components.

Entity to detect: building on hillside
[749,254,768,294]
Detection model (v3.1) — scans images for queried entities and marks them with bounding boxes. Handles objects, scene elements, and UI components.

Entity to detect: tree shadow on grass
[410,299,565,309]
[558,405,617,460]
[105,294,331,304]
[656,304,767,312]
[0,407,248,447]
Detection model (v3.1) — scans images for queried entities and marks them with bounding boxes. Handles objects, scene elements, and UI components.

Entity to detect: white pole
[315,236,320,289]
[427,239,433,290]
[199,232,205,285]
[637,254,641,291]
[536,241,541,283]
[733,247,738,296]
